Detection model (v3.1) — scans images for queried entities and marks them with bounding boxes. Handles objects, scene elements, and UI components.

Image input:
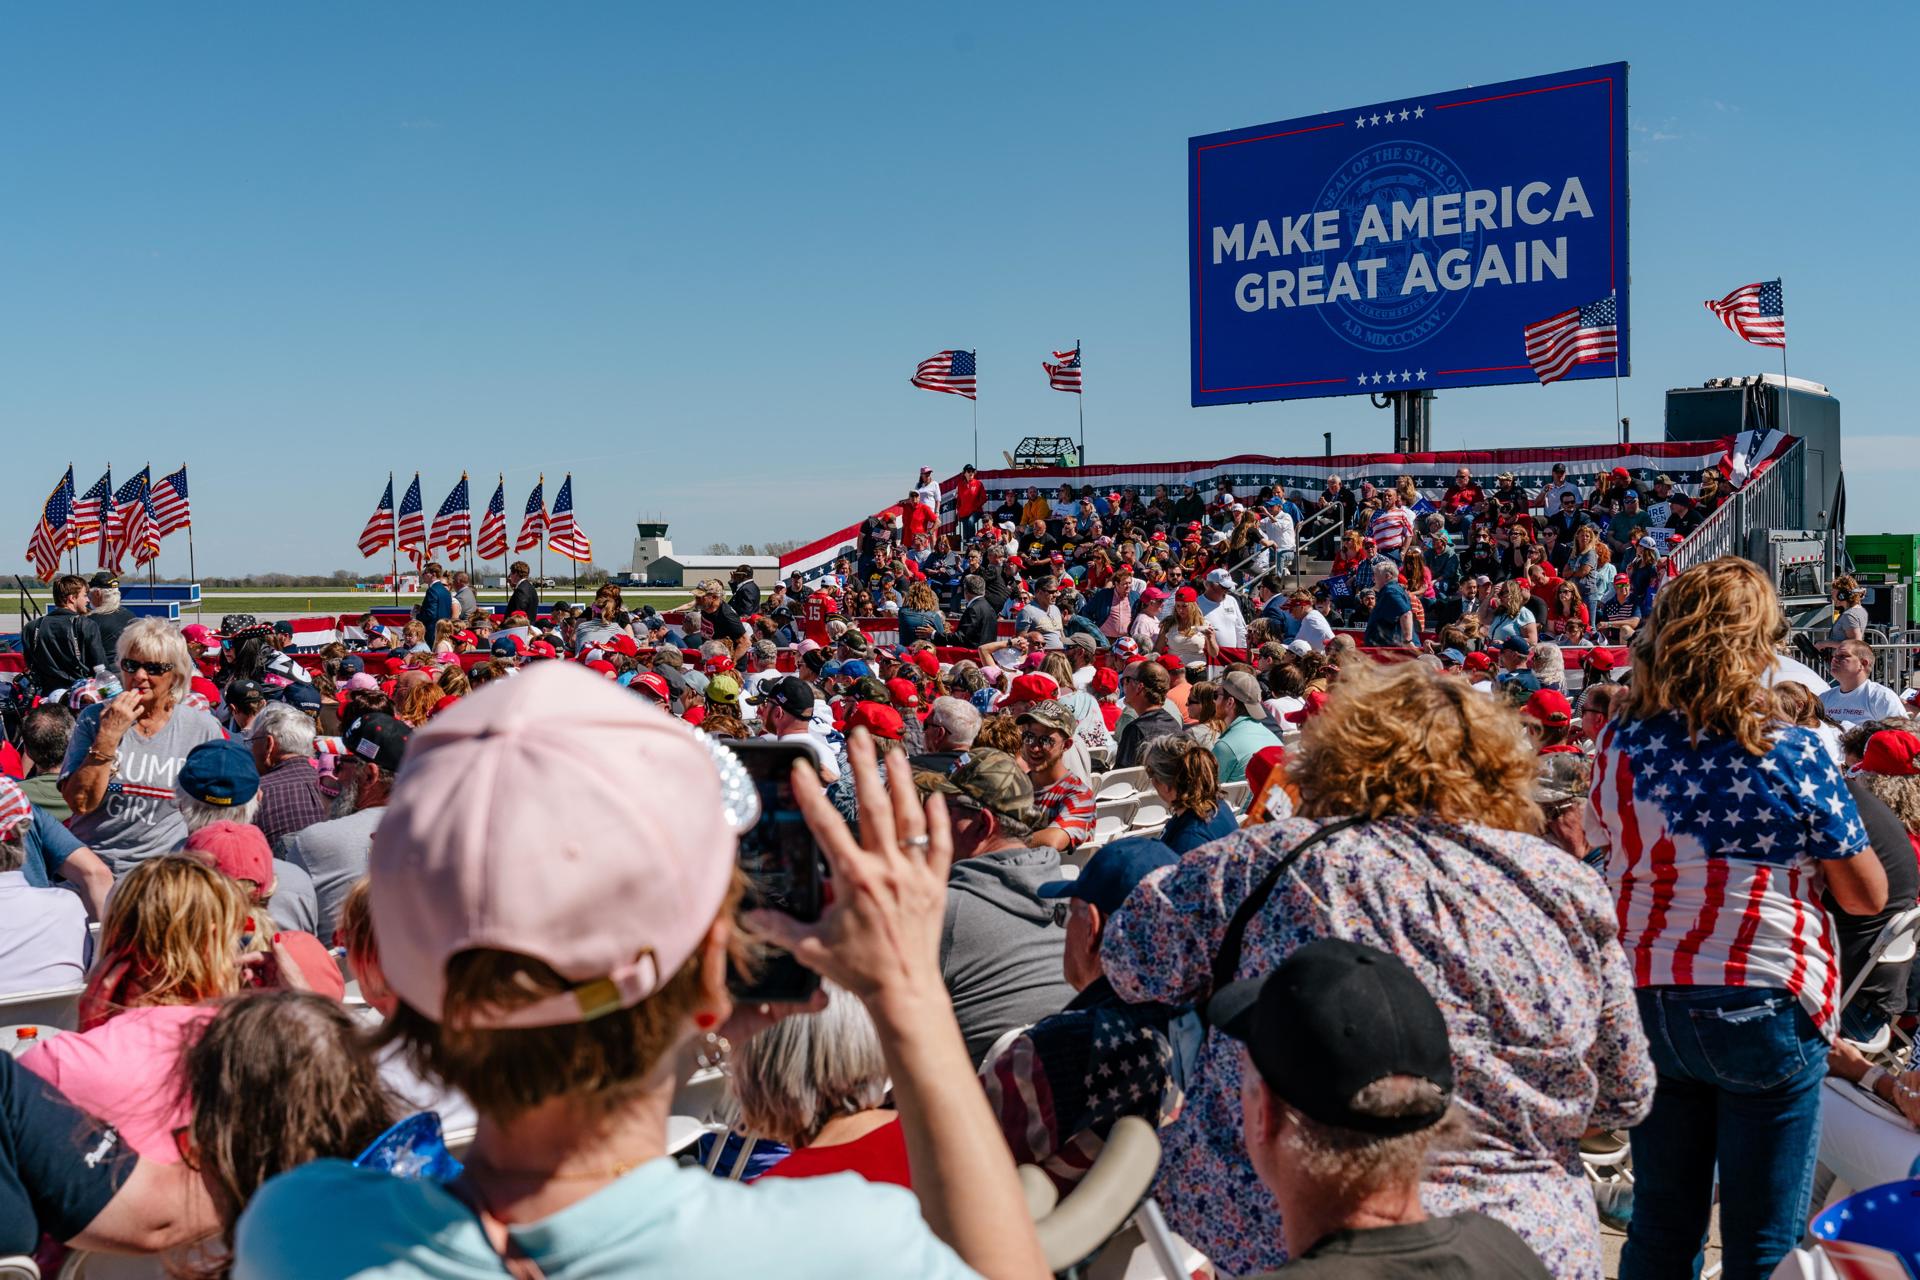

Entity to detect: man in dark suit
[953,574,999,648]
[505,560,539,622]
[728,564,762,617]
[417,562,454,632]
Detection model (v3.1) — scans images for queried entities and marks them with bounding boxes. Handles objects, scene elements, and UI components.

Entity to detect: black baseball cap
[343,712,412,773]
[225,678,266,707]
[748,675,815,718]
[1207,938,1453,1137]
[88,572,119,590]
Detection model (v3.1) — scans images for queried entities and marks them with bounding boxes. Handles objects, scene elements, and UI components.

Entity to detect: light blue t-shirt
[235,1156,981,1279]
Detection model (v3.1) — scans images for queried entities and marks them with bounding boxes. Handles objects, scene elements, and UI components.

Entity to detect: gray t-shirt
[61,703,225,873]
[1829,604,1869,644]
[277,806,385,943]
[266,858,320,936]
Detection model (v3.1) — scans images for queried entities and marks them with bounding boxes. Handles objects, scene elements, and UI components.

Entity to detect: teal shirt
[1211,715,1282,784]
[236,1157,981,1279]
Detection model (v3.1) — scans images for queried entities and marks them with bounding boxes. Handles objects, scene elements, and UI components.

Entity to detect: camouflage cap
[851,676,891,705]
[1015,699,1080,741]
[929,747,1037,829]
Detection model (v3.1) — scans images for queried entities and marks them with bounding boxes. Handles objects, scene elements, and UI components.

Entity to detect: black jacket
[954,598,999,648]
[89,608,137,661]
[1115,707,1183,769]
[730,579,762,616]
[24,607,106,690]
[979,563,1011,614]
[506,579,539,621]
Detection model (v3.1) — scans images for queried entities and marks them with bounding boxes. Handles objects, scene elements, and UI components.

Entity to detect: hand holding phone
[726,740,827,1003]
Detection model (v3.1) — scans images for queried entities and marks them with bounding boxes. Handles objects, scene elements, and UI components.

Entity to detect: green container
[1847,533,1920,624]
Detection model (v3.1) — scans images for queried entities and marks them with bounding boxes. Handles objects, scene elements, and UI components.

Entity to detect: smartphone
[726,740,826,1002]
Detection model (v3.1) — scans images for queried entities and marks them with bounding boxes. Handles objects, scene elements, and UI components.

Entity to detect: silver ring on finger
[903,834,931,852]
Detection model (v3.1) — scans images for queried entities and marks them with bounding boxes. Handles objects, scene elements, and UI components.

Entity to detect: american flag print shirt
[1585,713,1865,1035]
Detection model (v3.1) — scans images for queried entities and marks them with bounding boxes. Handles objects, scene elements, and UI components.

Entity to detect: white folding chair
[1027,1116,1163,1275]
[1836,905,1920,1055]
[0,984,86,1032]
[0,1256,36,1280]
[1092,813,1131,843]
[1127,802,1168,831]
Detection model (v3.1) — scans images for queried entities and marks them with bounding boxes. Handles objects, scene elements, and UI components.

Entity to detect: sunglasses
[119,658,172,677]
[1021,730,1063,749]
[1050,900,1073,927]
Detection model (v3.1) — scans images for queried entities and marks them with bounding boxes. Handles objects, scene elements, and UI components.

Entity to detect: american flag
[26,468,75,581]
[108,467,156,572]
[476,476,509,560]
[1587,714,1861,1034]
[357,477,396,557]
[395,474,427,554]
[911,349,977,400]
[430,474,472,554]
[1042,343,1082,393]
[1705,279,1786,348]
[130,477,161,568]
[72,468,111,556]
[546,473,592,562]
[515,476,547,552]
[151,466,191,536]
[1524,295,1619,384]
[981,1002,1179,1190]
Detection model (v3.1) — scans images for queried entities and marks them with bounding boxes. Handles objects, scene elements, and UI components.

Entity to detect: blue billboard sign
[1189,62,1629,406]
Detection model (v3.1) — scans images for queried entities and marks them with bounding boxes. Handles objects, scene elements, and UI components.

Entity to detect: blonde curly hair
[1289,659,1541,832]
[1623,556,1782,755]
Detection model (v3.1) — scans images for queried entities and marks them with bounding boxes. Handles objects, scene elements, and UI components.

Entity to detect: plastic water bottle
[93,664,123,699]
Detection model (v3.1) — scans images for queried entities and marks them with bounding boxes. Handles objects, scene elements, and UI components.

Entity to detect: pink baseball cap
[344,672,380,692]
[184,820,274,893]
[369,662,741,1028]
[181,624,217,647]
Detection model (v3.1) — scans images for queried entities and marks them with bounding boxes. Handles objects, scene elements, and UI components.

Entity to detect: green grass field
[190,588,694,616]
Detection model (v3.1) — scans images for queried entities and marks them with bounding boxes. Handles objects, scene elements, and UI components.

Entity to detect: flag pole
[1777,279,1793,439]
[1610,293,1623,446]
[185,462,201,622]
[1076,339,1085,467]
[497,472,507,589]
[388,472,400,608]
[971,396,978,471]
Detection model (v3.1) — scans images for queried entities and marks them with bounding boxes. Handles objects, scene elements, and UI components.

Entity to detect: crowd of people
[0,463,1917,1280]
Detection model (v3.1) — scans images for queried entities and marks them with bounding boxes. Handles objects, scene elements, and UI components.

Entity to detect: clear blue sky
[3,2,1913,576]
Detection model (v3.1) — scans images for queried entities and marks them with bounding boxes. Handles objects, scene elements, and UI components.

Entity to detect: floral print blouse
[1101,815,1654,1279]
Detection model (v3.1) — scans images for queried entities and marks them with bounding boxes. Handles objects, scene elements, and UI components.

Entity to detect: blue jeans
[1620,985,1828,1280]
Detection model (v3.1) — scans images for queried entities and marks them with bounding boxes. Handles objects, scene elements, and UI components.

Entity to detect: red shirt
[955,477,986,518]
[801,593,839,643]
[754,1117,912,1189]
[901,501,936,544]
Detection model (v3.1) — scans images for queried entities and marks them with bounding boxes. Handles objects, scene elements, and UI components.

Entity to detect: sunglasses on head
[119,658,171,677]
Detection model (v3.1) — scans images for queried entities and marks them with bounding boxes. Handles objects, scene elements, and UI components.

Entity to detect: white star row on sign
[1357,370,1427,386]
[1353,106,1425,128]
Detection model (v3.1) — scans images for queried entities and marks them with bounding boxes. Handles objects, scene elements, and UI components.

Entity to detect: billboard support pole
[1387,391,1432,454]
[1611,289,1624,446]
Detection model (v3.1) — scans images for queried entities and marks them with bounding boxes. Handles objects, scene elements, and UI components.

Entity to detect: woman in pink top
[22,857,306,1162]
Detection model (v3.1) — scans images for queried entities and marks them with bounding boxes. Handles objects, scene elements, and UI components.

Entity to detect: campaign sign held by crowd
[1189,62,1629,406]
